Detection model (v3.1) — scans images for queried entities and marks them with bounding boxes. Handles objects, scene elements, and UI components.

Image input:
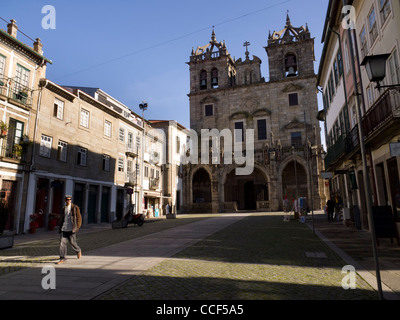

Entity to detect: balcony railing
[0,144,23,161]
[0,76,33,108]
[125,171,137,187]
[362,87,400,139]
[149,177,159,190]
[324,134,346,169]
[326,87,400,169]
[126,143,139,157]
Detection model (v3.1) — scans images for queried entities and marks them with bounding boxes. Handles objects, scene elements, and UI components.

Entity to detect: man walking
[56,195,82,264]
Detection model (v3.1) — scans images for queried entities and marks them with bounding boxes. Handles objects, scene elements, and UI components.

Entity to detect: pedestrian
[283,196,290,222]
[56,195,82,264]
[165,203,170,215]
[326,198,335,222]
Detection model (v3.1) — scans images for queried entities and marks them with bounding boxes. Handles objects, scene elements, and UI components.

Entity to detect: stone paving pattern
[1,212,399,300]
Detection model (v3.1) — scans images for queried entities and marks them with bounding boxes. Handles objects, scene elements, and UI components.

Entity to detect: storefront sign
[321,171,333,179]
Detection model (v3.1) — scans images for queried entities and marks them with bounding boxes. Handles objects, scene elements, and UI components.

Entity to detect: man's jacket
[58,203,82,233]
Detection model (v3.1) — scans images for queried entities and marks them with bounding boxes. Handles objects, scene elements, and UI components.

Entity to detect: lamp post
[345,24,383,299]
[139,101,148,215]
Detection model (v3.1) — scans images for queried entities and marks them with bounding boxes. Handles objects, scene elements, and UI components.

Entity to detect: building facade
[183,16,324,214]
[318,0,400,231]
[0,19,52,233]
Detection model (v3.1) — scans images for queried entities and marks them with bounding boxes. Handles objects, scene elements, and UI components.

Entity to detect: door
[244,181,256,210]
[88,185,98,224]
[1,180,17,231]
[101,187,110,222]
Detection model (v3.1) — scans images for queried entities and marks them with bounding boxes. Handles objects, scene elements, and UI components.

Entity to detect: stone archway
[281,160,308,202]
[223,165,269,211]
[191,167,212,212]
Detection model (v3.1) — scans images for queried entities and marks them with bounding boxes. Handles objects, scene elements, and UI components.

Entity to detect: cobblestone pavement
[95,213,378,300]
[1,212,398,300]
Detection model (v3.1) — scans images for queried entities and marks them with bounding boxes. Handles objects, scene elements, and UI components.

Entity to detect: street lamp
[139,101,148,215]
[361,54,400,90]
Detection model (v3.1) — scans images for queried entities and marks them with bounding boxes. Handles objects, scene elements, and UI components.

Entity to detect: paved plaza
[0,211,399,301]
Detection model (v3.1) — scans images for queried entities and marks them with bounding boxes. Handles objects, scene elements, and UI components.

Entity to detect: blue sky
[1,0,329,136]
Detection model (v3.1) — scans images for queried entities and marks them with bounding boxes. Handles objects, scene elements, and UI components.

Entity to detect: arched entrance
[192,168,212,212]
[224,167,268,211]
[282,160,308,201]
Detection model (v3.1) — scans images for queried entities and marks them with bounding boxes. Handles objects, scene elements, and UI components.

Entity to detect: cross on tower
[243,41,250,59]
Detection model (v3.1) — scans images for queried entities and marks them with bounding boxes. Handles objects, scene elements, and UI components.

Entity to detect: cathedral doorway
[281,161,308,202]
[192,168,212,204]
[224,167,268,211]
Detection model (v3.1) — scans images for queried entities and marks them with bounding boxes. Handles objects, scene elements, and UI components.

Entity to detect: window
[257,119,267,140]
[367,85,375,107]
[360,26,368,59]
[0,54,5,77]
[388,49,400,85]
[136,136,141,150]
[211,68,218,88]
[285,53,298,77]
[117,157,124,172]
[15,64,30,88]
[80,109,89,128]
[368,7,378,44]
[343,39,351,74]
[288,93,299,106]
[336,50,343,77]
[234,121,244,142]
[127,132,134,151]
[144,166,149,177]
[77,147,87,166]
[127,159,133,173]
[104,120,111,137]
[119,128,125,142]
[333,60,339,85]
[329,72,335,101]
[200,70,207,90]
[176,136,180,153]
[291,132,302,147]
[103,155,110,171]
[39,135,52,158]
[205,104,213,117]
[379,0,391,25]
[57,140,68,162]
[53,98,64,120]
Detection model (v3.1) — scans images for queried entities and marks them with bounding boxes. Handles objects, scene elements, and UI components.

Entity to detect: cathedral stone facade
[182,15,324,213]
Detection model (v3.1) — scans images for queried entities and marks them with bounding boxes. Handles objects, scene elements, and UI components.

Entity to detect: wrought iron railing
[0,76,32,107]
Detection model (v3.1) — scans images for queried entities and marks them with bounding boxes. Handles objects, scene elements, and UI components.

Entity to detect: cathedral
[182,15,324,213]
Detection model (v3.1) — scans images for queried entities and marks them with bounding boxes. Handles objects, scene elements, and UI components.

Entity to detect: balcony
[0,76,33,108]
[362,87,400,142]
[126,142,138,158]
[324,134,346,170]
[149,177,159,190]
[327,88,400,168]
[125,171,137,187]
[0,144,24,162]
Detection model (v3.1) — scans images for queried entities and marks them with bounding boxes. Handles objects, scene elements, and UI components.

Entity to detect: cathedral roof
[268,14,310,46]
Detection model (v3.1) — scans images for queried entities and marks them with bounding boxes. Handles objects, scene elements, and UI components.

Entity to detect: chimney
[34,38,43,55]
[7,19,18,38]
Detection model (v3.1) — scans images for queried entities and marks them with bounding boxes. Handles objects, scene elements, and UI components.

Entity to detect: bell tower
[187,30,236,93]
[265,14,315,82]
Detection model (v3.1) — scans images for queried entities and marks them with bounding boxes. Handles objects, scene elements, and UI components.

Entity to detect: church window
[257,119,267,140]
[211,68,219,88]
[200,70,207,90]
[288,93,299,106]
[205,104,213,117]
[234,121,244,142]
[291,132,302,147]
[285,53,298,77]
